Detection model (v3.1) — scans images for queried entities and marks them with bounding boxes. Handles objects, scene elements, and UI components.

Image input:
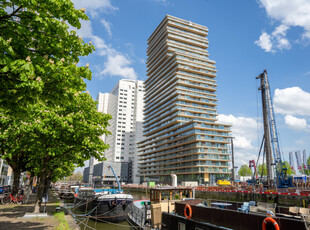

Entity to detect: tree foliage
[238,165,252,177]
[65,171,83,181]
[257,164,267,177]
[0,0,111,210]
[283,161,295,176]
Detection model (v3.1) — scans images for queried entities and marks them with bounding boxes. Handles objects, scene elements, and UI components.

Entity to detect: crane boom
[108,165,121,191]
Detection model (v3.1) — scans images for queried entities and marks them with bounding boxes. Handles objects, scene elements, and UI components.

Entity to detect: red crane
[249,160,258,179]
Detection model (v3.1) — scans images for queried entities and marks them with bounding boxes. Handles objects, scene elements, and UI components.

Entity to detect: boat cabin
[149,187,194,203]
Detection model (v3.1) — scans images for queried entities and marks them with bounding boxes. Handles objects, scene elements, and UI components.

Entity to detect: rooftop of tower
[148,15,209,43]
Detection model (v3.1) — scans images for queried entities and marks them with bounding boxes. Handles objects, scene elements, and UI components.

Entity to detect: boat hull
[75,193,133,223]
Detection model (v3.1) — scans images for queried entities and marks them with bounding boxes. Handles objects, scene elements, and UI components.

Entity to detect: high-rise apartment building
[138,15,231,185]
[95,79,144,184]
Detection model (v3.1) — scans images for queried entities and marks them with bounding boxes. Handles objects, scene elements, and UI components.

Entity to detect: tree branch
[0,6,23,20]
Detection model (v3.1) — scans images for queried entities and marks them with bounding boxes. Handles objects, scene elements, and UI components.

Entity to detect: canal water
[75,191,148,230]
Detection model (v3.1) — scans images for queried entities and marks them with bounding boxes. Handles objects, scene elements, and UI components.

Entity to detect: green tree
[0,0,92,193]
[0,0,111,212]
[283,161,295,176]
[66,171,83,181]
[238,165,252,177]
[257,164,267,177]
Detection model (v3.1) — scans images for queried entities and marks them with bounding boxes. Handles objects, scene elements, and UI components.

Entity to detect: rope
[62,201,96,230]
[63,197,141,229]
[88,216,138,229]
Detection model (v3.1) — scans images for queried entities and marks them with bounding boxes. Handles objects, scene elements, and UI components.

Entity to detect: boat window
[79,190,94,196]
[178,222,186,230]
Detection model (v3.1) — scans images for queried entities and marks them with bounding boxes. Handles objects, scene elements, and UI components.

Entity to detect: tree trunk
[33,164,48,213]
[12,168,21,195]
[25,176,33,204]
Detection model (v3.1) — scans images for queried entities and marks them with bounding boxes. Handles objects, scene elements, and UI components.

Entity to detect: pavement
[0,191,79,230]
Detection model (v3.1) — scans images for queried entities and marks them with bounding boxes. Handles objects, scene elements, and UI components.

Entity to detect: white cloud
[257,0,310,51]
[255,32,273,52]
[284,115,309,131]
[72,0,118,17]
[217,114,262,168]
[100,19,112,37]
[75,20,93,38]
[100,55,138,80]
[274,87,310,116]
[71,15,137,80]
[255,24,290,52]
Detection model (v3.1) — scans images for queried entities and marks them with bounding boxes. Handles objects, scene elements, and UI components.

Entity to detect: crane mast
[256,70,292,188]
[256,70,274,186]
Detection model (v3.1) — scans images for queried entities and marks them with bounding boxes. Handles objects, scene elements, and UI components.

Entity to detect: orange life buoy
[184,204,192,219]
[262,217,280,230]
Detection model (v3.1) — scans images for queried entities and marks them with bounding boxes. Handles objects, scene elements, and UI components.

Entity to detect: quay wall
[123,187,310,207]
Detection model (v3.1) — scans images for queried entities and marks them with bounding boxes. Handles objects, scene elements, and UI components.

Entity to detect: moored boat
[72,165,133,223]
[89,192,133,223]
[162,200,309,230]
[127,199,151,228]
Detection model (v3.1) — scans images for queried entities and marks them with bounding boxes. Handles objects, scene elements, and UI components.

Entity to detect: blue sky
[72,0,310,171]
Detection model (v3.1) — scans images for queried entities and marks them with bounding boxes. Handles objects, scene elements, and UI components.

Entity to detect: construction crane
[246,160,258,185]
[256,70,293,188]
[108,165,121,191]
[249,160,258,179]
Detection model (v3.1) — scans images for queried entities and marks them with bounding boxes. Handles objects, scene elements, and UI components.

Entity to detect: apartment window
[120,93,123,95]
[116,157,120,159]
[121,157,124,159]
[117,143,120,145]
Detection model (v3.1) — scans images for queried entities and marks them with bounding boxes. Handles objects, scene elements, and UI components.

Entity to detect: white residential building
[0,159,11,186]
[95,79,144,184]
